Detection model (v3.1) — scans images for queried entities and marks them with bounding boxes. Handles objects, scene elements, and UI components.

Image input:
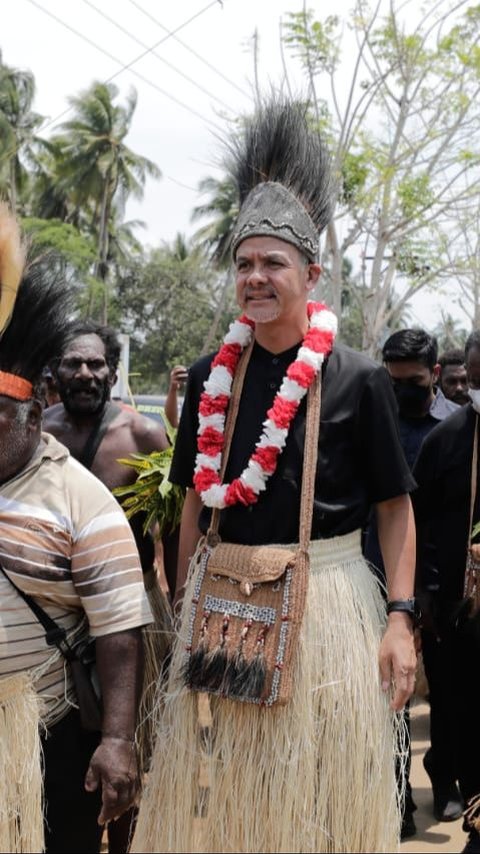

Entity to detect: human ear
[306,263,322,291]
[28,399,43,429]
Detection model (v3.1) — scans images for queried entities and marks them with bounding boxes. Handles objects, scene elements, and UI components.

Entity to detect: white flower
[201,483,228,509]
[198,413,225,433]
[194,453,222,473]
[278,378,305,402]
[258,420,289,449]
[310,309,338,334]
[203,365,233,397]
[241,461,269,493]
[297,346,324,371]
[224,319,253,347]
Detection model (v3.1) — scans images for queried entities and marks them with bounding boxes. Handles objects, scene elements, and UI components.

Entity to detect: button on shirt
[170,341,415,546]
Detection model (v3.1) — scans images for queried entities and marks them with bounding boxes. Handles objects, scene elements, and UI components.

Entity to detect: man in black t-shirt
[132,99,417,854]
[414,330,480,854]
[366,329,462,836]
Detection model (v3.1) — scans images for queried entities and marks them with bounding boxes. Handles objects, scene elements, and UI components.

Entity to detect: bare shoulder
[125,408,169,453]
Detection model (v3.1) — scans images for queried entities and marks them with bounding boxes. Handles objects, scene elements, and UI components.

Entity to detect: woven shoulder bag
[182,343,322,706]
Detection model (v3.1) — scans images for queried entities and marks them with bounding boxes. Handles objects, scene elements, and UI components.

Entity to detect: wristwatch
[386,597,421,627]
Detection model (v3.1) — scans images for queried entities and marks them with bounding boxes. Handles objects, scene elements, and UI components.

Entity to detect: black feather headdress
[228,98,333,261]
[0,207,73,398]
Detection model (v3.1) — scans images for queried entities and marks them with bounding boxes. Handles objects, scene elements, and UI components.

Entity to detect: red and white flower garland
[193,301,337,509]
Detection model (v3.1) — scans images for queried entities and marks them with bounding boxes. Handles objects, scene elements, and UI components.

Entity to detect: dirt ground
[402,699,466,854]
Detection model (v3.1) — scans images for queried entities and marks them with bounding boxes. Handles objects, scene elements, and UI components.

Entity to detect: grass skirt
[132,530,404,853]
[0,673,45,853]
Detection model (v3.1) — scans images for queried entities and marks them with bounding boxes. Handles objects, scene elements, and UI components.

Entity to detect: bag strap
[78,401,121,470]
[208,339,322,554]
[0,559,73,657]
[465,413,479,597]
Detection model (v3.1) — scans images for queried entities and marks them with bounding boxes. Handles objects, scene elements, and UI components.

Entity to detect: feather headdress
[228,97,333,261]
[0,203,25,337]
[0,210,73,400]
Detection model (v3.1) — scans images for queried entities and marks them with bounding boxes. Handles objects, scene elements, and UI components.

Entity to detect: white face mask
[468,388,480,413]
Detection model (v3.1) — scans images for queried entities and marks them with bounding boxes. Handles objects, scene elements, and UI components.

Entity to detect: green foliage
[21,217,96,270]
[114,437,185,537]
[341,152,369,204]
[116,237,236,392]
[397,174,434,221]
[283,11,340,75]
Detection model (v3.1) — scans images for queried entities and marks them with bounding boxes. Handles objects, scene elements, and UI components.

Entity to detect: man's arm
[173,487,202,608]
[376,493,417,711]
[84,628,143,825]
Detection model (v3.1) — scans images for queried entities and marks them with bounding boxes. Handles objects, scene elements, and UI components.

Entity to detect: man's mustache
[244,287,276,299]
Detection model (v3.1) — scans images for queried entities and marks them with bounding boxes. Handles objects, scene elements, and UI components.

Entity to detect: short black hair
[438,348,465,370]
[465,331,480,360]
[61,320,121,372]
[382,328,438,370]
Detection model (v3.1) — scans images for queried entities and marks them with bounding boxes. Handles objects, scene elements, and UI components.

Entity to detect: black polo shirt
[170,341,415,545]
[413,404,478,603]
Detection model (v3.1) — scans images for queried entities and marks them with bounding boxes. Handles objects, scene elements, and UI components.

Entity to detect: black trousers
[449,615,480,806]
[42,709,103,854]
[421,626,458,783]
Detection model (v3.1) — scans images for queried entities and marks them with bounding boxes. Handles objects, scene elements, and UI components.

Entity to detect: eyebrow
[236,252,289,263]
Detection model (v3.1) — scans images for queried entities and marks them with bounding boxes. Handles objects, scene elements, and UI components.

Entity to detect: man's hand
[85,736,139,826]
[379,612,417,711]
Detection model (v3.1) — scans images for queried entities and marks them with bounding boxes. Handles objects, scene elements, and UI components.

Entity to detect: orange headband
[0,370,33,401]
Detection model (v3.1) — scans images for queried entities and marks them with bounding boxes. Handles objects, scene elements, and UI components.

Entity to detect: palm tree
[191,175,238,266]
[0,51,44,212]
[52,81,161,321]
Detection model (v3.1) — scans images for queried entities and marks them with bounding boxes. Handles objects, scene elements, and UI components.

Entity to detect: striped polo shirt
[0,433,152,726]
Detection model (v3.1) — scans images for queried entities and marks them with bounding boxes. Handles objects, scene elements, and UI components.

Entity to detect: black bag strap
[0,559,74,658]
[78,401,121,470]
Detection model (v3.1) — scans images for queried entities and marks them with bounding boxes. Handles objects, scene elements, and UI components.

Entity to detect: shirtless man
[44,320,169,854]
[44,321,168,564]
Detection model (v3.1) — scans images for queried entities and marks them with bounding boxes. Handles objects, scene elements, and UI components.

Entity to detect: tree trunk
[94,177,112,325]
[200,268,233,356]
[9,157,17,213]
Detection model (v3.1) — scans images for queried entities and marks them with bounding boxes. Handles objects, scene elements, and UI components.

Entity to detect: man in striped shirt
[0,213,152,853]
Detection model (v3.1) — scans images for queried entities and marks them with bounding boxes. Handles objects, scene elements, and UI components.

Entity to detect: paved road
[402,700,465,854]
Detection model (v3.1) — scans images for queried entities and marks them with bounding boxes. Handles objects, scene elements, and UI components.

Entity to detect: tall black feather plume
[227,97,333,236]
[0,254,74,393]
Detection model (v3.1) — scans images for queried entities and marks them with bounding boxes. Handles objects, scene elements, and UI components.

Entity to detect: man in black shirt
[366,329,462,835]
[132,99,417,854]
[414,330,480,854]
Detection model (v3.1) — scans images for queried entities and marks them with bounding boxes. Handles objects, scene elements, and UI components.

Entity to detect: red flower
[212,343,242,373]
[287,361,316,387]
[307,301,327,318]
[251,445,281,473]
[194,467,220,492]
[303,327,334,354]
[267,396,299,429]
[199,393,230,417]
[225,479,257,506]
[198,426,224,455]
[238,314,255,328]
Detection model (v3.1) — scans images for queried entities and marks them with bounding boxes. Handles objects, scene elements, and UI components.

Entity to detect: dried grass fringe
[137,568,173,774]
[0,673,45,853]
[132,531,405,853]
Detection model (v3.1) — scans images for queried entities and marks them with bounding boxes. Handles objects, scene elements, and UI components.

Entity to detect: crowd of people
[1,97,480,854]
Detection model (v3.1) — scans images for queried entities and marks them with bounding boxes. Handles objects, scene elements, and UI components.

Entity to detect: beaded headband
[231,182,319,262]
[0,370,33,400]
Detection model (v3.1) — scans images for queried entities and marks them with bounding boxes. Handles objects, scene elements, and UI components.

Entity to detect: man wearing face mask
[383,329,458,468]
[413,330,480,853]
[365,328,461,838]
